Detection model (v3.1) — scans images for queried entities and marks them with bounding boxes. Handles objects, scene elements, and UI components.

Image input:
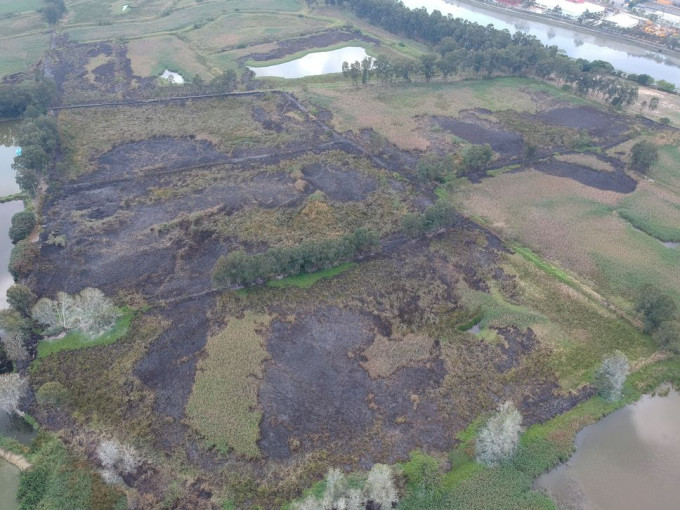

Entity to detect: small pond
[249,46,369,79]
[535,389,680,509]
[160,69,184,84]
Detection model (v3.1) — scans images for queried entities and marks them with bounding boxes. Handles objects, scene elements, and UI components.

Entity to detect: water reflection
[400,0,680,86]
[249,47,369,79]
[0,122,20,197]
[535,390,680,509]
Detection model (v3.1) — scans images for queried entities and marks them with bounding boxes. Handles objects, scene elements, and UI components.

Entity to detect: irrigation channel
[0,121,34,510]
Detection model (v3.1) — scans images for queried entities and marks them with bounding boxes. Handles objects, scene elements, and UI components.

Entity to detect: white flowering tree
[595,351,629,402]
[0,373,28,416]
[365,464,398,509]
[97,439,141,485]
[32,288,120,337]
[476,401,524,467]
[1,331,29,362]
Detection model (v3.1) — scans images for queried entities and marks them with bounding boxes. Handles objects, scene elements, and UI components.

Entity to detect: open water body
[404,0,680,86]
[0,120,27,510]
[251,0,680,84]
[535,389,680,509]
[249,46,369,78]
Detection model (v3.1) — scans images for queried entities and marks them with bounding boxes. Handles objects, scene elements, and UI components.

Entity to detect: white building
[603,12,643,28]
[535,0,605,18]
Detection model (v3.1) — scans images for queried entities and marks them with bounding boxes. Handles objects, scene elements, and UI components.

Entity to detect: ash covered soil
[28,91,620,507]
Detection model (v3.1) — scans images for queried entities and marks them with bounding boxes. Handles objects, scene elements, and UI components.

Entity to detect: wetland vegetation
[1,0,680,508]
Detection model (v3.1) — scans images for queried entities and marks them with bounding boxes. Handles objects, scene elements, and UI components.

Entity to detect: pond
[403,0,680,87]
[249,47,369,79]
[535,389,680,509]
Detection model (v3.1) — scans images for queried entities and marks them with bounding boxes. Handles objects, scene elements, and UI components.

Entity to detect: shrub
[0,373,28,415]
[96,439,141,485]
[6,284,37,316]
[9,211,36,244]
[594,351,629,402]
[653,321,680,353]
[1,331,29,362]
[365,464,398,508]
[630,141,659,173]
[417,154,454,182]
[460,144,493,174]
[8,240,39,279]
[36,381,70,408]
[636,285,677,333]
[476,401,523,467]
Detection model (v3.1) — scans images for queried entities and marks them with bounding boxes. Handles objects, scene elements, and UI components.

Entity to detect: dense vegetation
[212,228,380,286]
[338,0,638,104]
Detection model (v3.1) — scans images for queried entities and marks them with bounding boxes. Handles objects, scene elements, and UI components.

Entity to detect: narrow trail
[0,448,31,471]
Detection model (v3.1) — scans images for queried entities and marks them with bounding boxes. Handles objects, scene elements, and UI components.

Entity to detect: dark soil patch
[258,307,448,461]
[247,29,379,62]
[434,115,524,158]
[529,159,637,193]
[536,107,628,138]
[494,326,537,372]
[302,164,378,202]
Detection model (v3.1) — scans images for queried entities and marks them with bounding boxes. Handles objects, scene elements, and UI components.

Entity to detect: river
[0,120,26,510]
[535,389,680,509]
[403,0,680,86]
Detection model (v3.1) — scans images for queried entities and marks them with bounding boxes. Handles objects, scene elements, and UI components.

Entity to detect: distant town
[487,0,680,50]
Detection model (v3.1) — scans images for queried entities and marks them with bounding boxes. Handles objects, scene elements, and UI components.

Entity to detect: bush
[36,381,70,408]
[402,201,457,238]
[630,141,659,173]
[417,154,454,182]
[9,240,39,279]
[476,401,523,467]
[636,285,677,333]
[6,284,37,316]
[653,321,680,353]
[594,351,629,402]
[9,210,36,244]
[460,144,493,174]
[1,331,29,362]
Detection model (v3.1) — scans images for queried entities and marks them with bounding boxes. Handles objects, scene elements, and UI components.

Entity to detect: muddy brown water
[535,389,680,510]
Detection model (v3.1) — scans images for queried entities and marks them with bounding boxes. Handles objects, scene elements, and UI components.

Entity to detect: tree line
[337,0,639,105]
[212,228,380,287]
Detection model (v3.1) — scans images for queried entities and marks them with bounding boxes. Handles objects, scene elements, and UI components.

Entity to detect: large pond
[249,46,369,78]
[535,389,680,509]
[0,120,27,510]
[403,0,680,86]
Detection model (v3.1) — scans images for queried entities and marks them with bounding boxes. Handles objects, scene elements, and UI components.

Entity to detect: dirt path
[0,448,31,471]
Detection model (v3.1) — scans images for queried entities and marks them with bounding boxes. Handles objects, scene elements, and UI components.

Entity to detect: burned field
[27,87,658,507]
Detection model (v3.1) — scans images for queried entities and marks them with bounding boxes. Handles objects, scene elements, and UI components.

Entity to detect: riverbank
[0,447,30,471]
[449,0,680,61]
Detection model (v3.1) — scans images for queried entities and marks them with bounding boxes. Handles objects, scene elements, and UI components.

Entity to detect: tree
[649,96,660,110]
[97,439,141,484]
[419,54,438,82]
[322,468,348,508]
[32,288,119,336]
[9,211,36,244]
[636,285,676,333]
[630,141,659,173]
[76,288,120,336]
[8,240,39,279]
[6,284,37,317]
[653,321,680,354]
[476,401,523,467]
[417,154,453,183]
[460,144,493,174]
[0,373,28,416]
[1,331,29,363]
[594,351,629,401]
[364,464,398,509]
[656,80,675,93]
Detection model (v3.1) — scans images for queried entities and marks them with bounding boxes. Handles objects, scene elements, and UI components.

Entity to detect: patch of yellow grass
[186,312,271,459]
[360,333,433,378]
[555,153,615,173]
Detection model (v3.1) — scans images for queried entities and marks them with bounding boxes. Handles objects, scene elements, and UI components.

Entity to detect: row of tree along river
[0,121,34,510]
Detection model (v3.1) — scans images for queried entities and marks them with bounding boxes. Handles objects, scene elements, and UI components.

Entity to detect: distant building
[604,12,644,28]
[535,0,605,18]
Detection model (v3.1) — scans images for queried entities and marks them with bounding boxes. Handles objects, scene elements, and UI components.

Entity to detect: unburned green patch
[267,262,356,289]
[186,313,271,458]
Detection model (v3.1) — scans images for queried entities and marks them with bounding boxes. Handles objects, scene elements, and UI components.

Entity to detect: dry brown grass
[554,153,616,173]
[84,54,114,84]
[631,87,680,127]
[302,78,544,150]
[360,333,433,378]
